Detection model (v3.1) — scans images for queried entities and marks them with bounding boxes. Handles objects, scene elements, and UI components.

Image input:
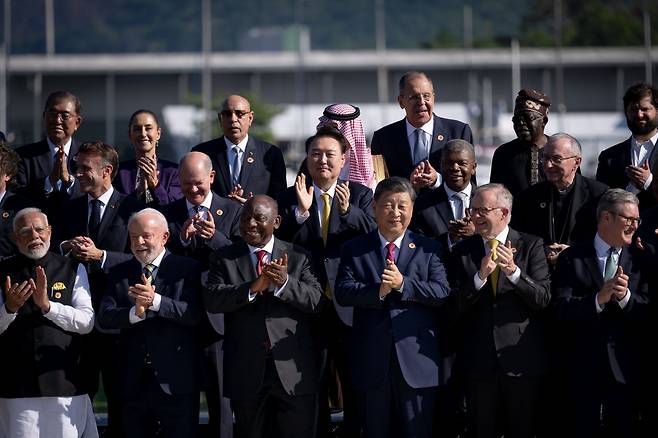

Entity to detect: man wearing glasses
[512,133,608,266]
[371,71,473,192]
[15,91,83,209]
[552,189,649,437]
[490,89,551,198]
[192,95,287,203]
[449,183,551,438]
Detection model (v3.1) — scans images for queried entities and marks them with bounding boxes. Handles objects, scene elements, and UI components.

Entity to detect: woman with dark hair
[114,109,182,206]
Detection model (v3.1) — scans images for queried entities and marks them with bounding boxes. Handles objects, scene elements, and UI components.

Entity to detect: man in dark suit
[192,94,287,202]
[412,138,477,248]
[161,151,239,438]
[552,189,649,437]
[0,144,35,260]
[596,82,658,194]
[15,91,82,208]
[98,208,202,438]
[512,133,608,267]
[277,126,376,437]
[490,89,551,198]
[57,141,144,437]
[449,183,551,438]
[204,195,325,438]
[370,71,473,192]
[335,177,451,438]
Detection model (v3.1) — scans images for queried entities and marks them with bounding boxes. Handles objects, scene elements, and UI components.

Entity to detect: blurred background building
[1,0,656,182]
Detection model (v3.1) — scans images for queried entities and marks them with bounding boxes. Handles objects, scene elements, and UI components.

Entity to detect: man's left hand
[335,181,351,215]
[264,253,288,288]
[29,266,50,314]
[194,211,216,240]
[495,240,518,276]
[625,161,651,189]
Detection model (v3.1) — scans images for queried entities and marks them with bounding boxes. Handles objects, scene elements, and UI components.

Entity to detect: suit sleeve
[460,123,474,144]
[276,253,325,314]
[153,167,183,205]
[334,247,385,309]
[595,150,613,187]
[203,252,253,313]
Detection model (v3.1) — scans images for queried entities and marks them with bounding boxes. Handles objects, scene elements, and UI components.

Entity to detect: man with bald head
[192,94,287,202]
[98,208,202,438]
[204,195,324,438]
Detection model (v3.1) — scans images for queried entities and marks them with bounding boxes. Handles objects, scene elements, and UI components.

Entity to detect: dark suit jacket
[490,137,548,198]
[161,192,241,270]
[55,189,145,306]
[192,136,287,200]
[98,252,202,396]
[114,158,183,207]
[411,183,475,243]
[370,114,473,180]
[449,229,551,377]
[203,238,325,400]
[335,230,451,390]
[15,138,81,207]
[552,242,650,387]
[276,180,376,326]
[596,138,635,190]
[512,174,608,245]
[0,192,35,260]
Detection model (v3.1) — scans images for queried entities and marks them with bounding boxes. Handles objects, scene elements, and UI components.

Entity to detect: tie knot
[91,199,101,207]
[487,239,499,250]
[144,263,155,273]
[193,205,202,214]
[256,250,267,261]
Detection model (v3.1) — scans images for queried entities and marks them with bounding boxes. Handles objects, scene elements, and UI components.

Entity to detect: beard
[627,116,658,136]
[20,239,51,260]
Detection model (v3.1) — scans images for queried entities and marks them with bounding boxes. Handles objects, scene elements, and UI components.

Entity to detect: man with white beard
[0,208,97,438]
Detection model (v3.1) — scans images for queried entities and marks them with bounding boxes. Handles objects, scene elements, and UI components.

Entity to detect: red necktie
[386,242,396,263]
[256,250,267,275]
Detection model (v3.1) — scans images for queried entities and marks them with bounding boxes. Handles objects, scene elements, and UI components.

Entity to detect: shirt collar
[481,225,510,248]
[0,190,6,205]
[313,181,338,204]
[377,231,405,251]
[405,117,434,138]
[594,233,621,258]
[185,192,213,212]
[443,182,473,199]
[46,137,72,157]
[225,135,249,153]
[630,130,658,150]
[88,186,114,206]
[247,235,275,255]
[141,248,167,269]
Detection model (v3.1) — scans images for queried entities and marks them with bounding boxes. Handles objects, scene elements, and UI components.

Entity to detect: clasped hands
[251,253,289,295]
[478,240,517,281]
[379,260,404,299]
[49,146,72,188]
[597,266,628,306]
[129,274,156,317]
[181,210,216,242]
[61,237,103,262]
[410,160,438,191]
[448,217,475,243]
[137,155,159,190]
[295,174,351,215]
[4,267,50,314]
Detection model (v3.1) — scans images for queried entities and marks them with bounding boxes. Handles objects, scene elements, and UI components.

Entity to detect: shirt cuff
[617,289,631,309]
[129,306,146,324]
[248,290,259,302]
[643,173,653,190]
[151,293,162,312]
[595,294,604,313]
[474,272,487,290]
[44,176,54,194]
[431,173,443,189]
[273,276,289,297]
[100,250,107,268]
[506,267,521,285]
[294,206,310,224]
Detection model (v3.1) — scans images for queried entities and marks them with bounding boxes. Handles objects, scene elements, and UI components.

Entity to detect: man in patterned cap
[318,103,375,189]
[490,89,551,198]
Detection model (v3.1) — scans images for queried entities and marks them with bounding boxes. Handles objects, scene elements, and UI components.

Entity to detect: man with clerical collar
[552,189,649,437]
[512,133,608,265]
[412,139,477,248]
[597,82,658,194]
[0,207,97,437]
[490,89,551,198]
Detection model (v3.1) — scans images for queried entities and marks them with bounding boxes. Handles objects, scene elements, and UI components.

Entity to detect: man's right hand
[4,276,33,314]
[597,266,629,306]
[478,252,497,282]
[181,215,199,241]
[295,174,314,215]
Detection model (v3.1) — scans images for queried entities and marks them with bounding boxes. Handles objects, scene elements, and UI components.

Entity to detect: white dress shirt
[443,183,472,220]
[226,135,249,185]
[627,131,658,192]
[295,181,338,225]
[473,226,521,290]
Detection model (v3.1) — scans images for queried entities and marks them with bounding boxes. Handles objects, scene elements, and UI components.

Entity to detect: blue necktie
[232,146,242,187]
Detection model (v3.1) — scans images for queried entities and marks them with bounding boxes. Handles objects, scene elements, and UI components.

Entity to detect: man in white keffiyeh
[318,104,375,189]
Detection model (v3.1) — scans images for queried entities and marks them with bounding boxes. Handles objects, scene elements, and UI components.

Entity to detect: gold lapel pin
[1,211,9,221]
[408,242,416,249]
[216,209,223,216]
[54,292,62,299]
[246,156,255,164]
[437,134,445,141]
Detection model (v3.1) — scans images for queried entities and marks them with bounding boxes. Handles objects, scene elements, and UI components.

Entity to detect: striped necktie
[143,263,156,284]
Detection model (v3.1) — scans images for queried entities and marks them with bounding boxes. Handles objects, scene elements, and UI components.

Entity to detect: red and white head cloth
[317,104,375,189]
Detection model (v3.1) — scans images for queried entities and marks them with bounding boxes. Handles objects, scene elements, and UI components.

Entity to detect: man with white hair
[0,208,97,438]
[98,208,202,438]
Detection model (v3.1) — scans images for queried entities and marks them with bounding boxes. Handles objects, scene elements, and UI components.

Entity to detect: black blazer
[596,138,633,190]
[98,252,202,396]
[203,238,325,400]
[370,114,473,180]
[0,192,35,260]
[449,229,551,377]
[161,192,241,270]
[192,135,287,200]
[15,139,81,207]
[411,183,475,243]
[552,242,650,387]
[512,174,608,245]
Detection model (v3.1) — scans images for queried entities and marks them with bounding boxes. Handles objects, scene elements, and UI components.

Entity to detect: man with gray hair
[552,188,649,437]
[0,207,97,437]
[512,133,608,265]
[449,183,551,438]
[98,207,202,437]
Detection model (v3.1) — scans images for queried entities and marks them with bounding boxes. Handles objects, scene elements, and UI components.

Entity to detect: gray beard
[20,241,51,260]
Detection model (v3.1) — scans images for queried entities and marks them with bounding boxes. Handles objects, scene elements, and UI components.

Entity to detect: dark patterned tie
[143,263,155,284]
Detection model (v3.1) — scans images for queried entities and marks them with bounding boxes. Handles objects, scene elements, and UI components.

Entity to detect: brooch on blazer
[408,242,416,249]
[246,151,255,164]
[1,211,9,221]
[51,282,66,299]
[437,134,445,141]
[539,202,547,209]
[216,209,223,216]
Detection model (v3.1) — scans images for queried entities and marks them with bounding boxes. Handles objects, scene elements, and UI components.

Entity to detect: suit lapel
[396,230,414,275]
[366,231,385,275]
[435,186,456,223]
[217,139,232,194]
[430,114,448,156]
[567,174,587,239]
[96,190,121,243]
[235,241,256,282]
[68,139,80,172]
[395,120,414,174]
[583,244,604,291]
[35,140,52,180]
[239,137,257,188]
